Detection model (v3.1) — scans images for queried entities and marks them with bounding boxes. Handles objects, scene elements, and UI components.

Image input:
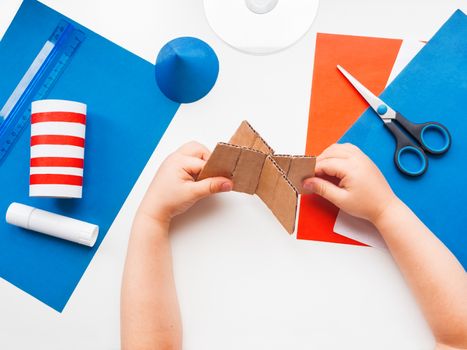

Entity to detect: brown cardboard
[272,155,316,194]
[256,157,298,234]
[197,121,315,234]
[228,120,274,154]
[200,143,267,195]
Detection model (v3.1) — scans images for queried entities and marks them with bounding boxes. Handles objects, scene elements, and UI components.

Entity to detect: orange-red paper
[297,33,402,245]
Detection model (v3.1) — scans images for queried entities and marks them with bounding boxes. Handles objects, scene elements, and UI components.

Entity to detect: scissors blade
[337,65,396,121]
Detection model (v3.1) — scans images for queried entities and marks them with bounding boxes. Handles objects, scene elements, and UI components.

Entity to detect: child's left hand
[137,141,233,226]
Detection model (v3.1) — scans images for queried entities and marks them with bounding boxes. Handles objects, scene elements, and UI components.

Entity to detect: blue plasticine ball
[155,37,219,104]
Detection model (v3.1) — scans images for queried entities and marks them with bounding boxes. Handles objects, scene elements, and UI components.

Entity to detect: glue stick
[6,202,98,247]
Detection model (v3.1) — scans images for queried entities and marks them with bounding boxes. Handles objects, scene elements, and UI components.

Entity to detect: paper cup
[29,99,87,198]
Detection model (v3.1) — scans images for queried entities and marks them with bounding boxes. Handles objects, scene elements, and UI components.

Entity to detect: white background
[0,0,466,349]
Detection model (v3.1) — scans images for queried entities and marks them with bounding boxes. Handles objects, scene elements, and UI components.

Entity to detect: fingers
[303,177,346,206]
[180,156,206,178]
[176,141,211,160]
[190,177,233,199]
[318,143,361,161]
[314,157,351,179]
[302,143,359,180]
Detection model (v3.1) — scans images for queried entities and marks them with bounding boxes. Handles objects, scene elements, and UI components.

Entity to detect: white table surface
[0,1,466,349]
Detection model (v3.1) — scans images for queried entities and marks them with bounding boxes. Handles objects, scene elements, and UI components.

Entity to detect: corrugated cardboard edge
[272,155,316,194]
[229,121,316,193]
[198,143,267,194]
[198,143,299,233]
[229,120,274,154]
[256,156,299,234]
[197,120,316,234]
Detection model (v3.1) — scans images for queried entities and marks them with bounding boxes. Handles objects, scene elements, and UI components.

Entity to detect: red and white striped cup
[30,99,87,198]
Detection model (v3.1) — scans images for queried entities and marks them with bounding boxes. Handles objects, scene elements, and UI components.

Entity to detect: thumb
[303,177,346,206]
[192,177,233,199]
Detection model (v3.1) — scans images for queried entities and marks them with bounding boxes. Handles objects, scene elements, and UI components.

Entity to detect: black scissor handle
[395,113,451,155]
[386,121,428,177]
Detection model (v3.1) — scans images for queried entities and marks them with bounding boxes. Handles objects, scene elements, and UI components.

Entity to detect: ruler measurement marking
[0,20,85,165]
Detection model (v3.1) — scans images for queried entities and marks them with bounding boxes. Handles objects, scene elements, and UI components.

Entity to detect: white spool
[204,0,320,54]
[245,0,279,14]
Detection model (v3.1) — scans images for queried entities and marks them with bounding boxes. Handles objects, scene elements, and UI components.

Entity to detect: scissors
[337,65,451,177]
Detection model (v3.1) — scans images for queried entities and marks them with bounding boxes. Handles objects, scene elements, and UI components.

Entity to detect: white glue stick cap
[6,202,98,247]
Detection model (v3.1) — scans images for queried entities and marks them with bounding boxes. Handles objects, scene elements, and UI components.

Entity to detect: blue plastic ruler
[0,20,85,165]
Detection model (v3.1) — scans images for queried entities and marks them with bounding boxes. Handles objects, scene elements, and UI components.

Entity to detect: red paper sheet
[297,33,402,245]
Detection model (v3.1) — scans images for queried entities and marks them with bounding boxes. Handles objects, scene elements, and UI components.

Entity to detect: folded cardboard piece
[198,121,315,233]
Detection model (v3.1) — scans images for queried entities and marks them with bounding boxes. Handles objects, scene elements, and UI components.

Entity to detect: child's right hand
[303,143,398,224]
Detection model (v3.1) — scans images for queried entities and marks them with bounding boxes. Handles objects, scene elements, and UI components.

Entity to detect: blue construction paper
[155,37,219,103]
[0,0,179,311]
[340,10,467,269]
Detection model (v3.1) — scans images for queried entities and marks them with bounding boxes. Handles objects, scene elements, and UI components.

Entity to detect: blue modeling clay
[155,37,219,103]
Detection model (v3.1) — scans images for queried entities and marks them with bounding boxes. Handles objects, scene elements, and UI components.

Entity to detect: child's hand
[137,141,233,225]
[303,143,397,223]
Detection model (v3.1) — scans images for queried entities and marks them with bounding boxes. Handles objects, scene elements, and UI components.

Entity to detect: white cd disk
[204,0,320,54]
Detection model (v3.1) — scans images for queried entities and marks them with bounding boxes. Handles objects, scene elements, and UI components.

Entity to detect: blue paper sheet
[0,0,179,311]
[340,10,467,269]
